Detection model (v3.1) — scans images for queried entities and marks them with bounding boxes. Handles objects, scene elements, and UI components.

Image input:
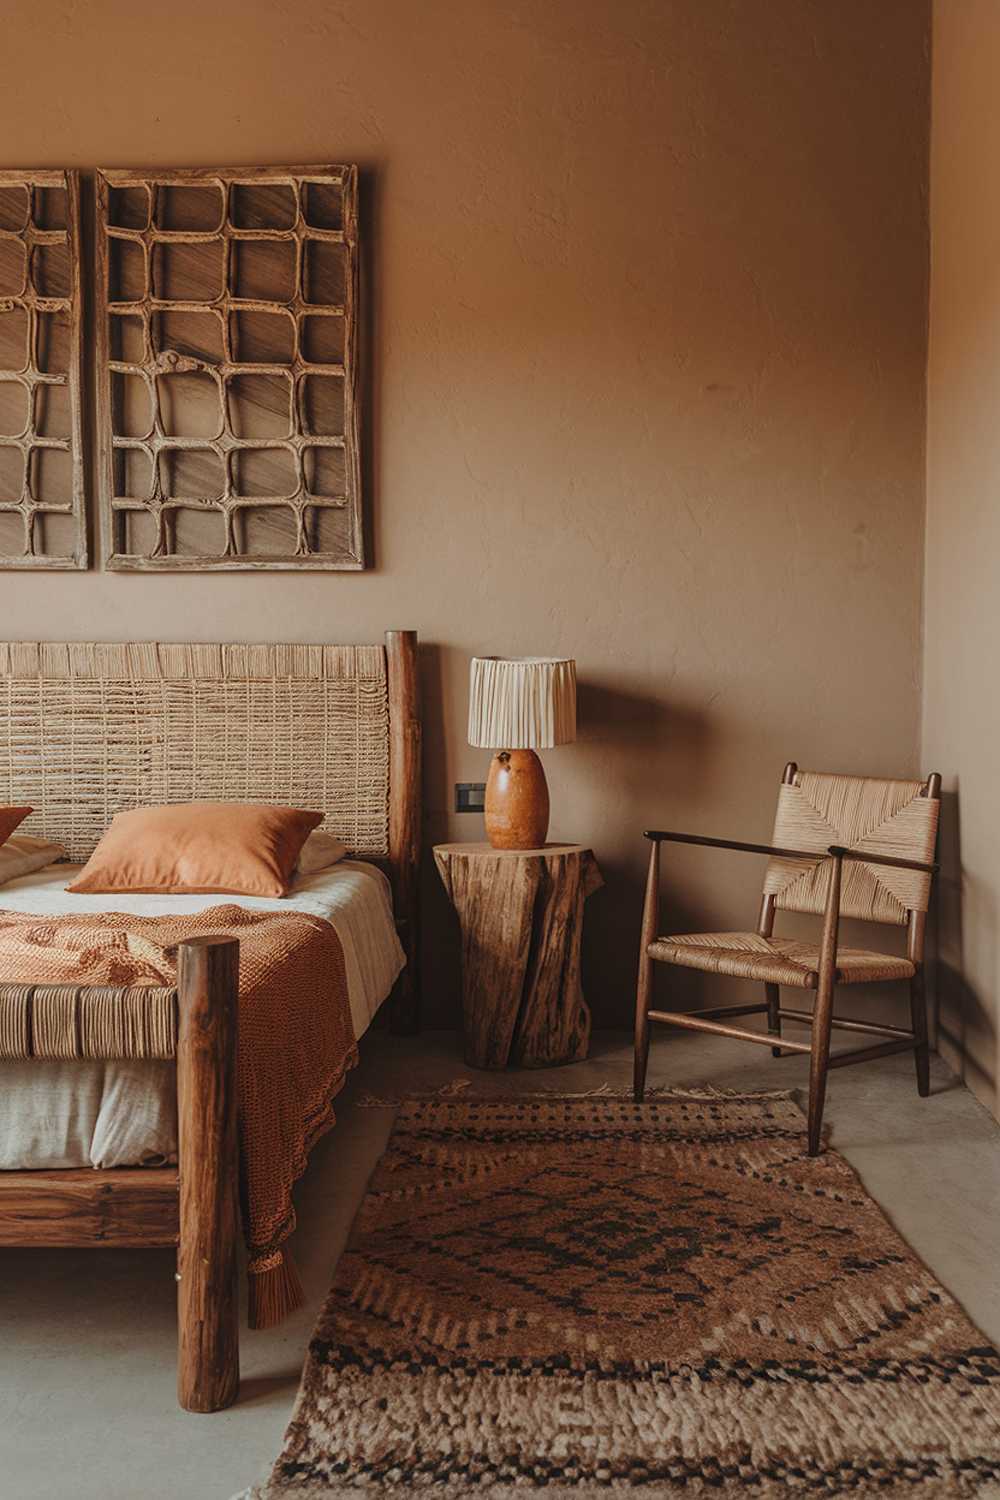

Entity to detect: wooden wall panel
[95,165,363,570]
[0,170,86,569]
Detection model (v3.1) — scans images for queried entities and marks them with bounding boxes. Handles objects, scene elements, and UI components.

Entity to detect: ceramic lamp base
[484,749,550,850]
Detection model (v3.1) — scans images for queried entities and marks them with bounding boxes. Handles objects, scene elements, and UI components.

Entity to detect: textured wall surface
[925,0,1000,1119]
[1,0,930,1027]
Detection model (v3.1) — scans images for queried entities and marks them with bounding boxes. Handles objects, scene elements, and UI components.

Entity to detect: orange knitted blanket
[0,904,358,1327]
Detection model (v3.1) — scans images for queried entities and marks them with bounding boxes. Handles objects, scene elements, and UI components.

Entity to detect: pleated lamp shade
[468,657,577,749]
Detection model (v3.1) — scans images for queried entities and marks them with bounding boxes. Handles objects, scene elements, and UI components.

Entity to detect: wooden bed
[0,629,421,1412]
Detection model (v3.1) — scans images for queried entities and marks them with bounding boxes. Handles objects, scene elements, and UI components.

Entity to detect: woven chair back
[762,768,939,926]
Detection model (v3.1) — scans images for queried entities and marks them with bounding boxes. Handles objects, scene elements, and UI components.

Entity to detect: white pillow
[0,833,67,888]
[296,829,349,877]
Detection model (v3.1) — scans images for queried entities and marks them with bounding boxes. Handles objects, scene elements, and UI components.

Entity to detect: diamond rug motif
[239,1093,1000,1497]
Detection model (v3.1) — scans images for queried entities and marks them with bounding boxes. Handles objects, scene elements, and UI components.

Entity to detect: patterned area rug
[239,1093,1000,1497]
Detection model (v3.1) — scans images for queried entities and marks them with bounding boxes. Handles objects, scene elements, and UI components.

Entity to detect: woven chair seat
[647,932,916,989]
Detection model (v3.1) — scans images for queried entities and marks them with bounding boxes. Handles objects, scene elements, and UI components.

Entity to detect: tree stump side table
[433,843,603,1070]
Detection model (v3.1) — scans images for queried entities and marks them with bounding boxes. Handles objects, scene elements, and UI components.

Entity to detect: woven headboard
[0,639,403,862]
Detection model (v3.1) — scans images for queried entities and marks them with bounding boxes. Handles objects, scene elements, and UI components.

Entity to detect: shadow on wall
[559,676,720,1028]
[418,638,449,826]
[414,640,461,1028]
[574,678,716,795]
[933,786,997,1106]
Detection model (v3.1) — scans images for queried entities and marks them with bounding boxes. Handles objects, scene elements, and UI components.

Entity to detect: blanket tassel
[248,1248,304,1330]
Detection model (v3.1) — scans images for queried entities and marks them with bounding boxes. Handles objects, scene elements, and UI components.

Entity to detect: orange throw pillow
[67,803,324,898]
[0,807,32,846]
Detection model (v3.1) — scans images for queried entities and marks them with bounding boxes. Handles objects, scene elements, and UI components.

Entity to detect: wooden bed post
[175,936,240,1414]
[386,629,422,1034]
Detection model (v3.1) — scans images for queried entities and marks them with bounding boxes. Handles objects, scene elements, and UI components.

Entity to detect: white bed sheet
[0,861,404,1169]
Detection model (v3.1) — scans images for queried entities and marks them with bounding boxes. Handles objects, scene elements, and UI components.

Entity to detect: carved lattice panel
[0,170,86,569]
[96,165,363,570]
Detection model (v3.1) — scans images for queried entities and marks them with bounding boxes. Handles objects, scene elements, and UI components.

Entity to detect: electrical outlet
[455,782,486,813]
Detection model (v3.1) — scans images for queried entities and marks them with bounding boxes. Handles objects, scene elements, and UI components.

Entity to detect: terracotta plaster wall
[1,0,930,1028]
[925,0,1000,1119]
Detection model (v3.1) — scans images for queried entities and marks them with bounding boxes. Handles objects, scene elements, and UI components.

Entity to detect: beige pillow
[296,829,349,877]
[0,833,66,888]
[67,803,323,898]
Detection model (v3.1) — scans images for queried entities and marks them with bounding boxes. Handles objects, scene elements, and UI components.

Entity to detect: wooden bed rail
[0,936,240,1414]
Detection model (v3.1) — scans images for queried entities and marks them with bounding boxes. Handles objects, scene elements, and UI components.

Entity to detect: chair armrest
[642,831,938,876]
[827,845,938,875]
[643,830,821,861]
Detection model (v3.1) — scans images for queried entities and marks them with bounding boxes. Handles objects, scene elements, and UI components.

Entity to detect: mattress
[0,861,405,1170]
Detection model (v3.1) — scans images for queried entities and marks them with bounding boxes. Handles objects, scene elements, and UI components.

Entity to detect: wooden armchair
[634,763,941,1154]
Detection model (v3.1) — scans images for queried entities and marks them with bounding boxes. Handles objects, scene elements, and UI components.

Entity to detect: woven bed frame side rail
[0,982,178,1060]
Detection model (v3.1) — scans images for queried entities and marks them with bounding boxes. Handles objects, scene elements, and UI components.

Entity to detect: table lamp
[468,656,577,849]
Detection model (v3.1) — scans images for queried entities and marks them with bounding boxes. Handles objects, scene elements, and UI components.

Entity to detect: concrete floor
[1,1027,998,1500]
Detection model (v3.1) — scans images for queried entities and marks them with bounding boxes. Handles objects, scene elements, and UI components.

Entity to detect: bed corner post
[176,936,240,1414]
[386,629,422,1034]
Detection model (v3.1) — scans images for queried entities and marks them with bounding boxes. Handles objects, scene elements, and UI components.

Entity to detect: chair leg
[909,970,930,1098]
[634,954,652,1103]
[765,983,781,1057]
[634,840,660,1104]
[807,980,836,1157]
